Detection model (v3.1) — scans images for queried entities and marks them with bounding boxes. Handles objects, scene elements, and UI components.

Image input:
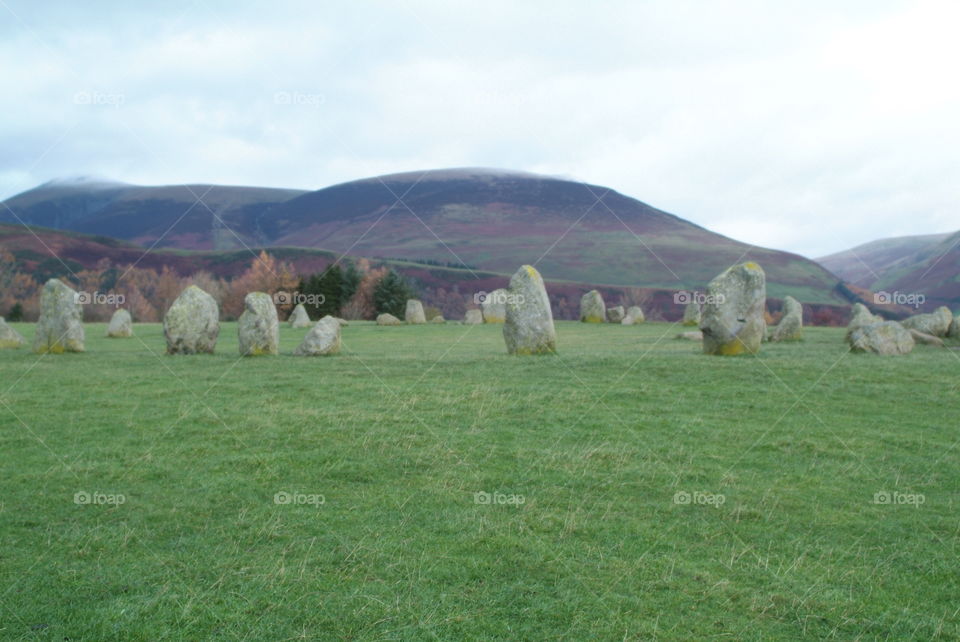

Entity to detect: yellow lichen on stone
[744,261,760,270]
[583,315,604,323]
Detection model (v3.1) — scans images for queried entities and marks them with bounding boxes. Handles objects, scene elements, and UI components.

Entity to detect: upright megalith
[34,278,84,353]
[682,302,701,326]
[0,317,25,349]
[849,321,914,355]
[580,290,606,323]
[770,296,803,342]
[901,306,954,338]
[606,306,626,323]
[700,262,766,356]
[163,285,219,354]
[481,289,508,323]
[405,299,427,324]
[503,265,556,355]
[238,292,279,356]
[293,316,341,356]
[949,314,959,339]
[622,306,645,325]
[288,304,311,328]
[105,309,133,338]
[463,309,483,325]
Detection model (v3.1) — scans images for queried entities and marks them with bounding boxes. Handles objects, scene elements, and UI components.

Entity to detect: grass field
[1,320,958,640]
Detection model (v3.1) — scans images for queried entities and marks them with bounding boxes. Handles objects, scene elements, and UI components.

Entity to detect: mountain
[2,168,848,304]
[0,178,306,250]
[817,233,952,287]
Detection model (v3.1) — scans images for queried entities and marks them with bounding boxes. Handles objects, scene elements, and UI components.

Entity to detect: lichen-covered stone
[0,317,25,349]
[846,303,883,338]
[377,313,402,326]
[405,299,426,324]
[481,289,508,323]
[770,296,803,342]
[949,315,959,339]
[503,265,556,355]
[700,262,766,356]
[463,309,483,325]
[682,302,701,326]
[293,316,341,356]
[606,306,626,323]
[621,306,645,325]
[238,292,279,356]
[901,306,954,337]
[163,285,219,354]
[288,304,311,328]
[580,290,606,323]
[849,321,914,355]
[430,315,446,324]
[676,331,703,341]
[105,309,133,338]
[34,278,84,353]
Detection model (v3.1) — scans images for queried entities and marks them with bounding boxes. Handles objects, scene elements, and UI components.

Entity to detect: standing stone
[849,321,914,355]
[580,290,606,323]
[682,301,701,326]
[105,309,133,338]
[901,306,954,337]
[0,317,25,349]
[293,316,341,356]
[700,262,766,356]
[288,304,311,328]
[606,306,626,323]
[847,303,883,337]
[463,309,483,325]
[481,289,508,323]
[34,278,84,353]
[377,313,402,326]
[238,292,279,356]
[621,306,645,325]
[163,285,219,354]
[769,296,803,342]
[430,315,446,324]
[405,299,427,324]
[503,265,556,355]
[949,315,959,339]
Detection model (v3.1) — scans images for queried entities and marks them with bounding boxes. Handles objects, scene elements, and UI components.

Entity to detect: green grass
[1,321,958,640]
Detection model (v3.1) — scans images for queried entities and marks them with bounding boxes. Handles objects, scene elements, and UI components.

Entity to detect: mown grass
[1,320,958,640]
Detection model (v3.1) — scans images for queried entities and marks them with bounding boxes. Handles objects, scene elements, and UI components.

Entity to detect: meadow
[0,320,958,640]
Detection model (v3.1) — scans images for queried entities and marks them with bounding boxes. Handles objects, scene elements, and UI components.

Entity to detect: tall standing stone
[769,296,803,342]
[580,290,606,323]
[293,316,341,356]
[34,278,84,353]
[0,317,25,349]
[105,309,133,338]
[164,285,220,354]
[405,299,427,324]
[463,309,483,325]
[682,301,701,326]
[238,292,279,356]
[700,262,766,356]
[481,289,508,323]
[503,265,556,355]
[288,304,311,328]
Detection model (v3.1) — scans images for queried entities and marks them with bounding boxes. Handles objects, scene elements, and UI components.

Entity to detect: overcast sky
[1,0,957,258]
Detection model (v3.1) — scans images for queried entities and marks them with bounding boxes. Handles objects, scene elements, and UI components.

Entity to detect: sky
[1,0,957,258]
